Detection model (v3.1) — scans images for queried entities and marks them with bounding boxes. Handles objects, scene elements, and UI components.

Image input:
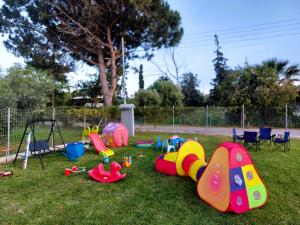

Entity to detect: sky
[0,0,300,96]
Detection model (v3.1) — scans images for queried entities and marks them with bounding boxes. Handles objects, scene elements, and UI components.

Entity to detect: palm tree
[262,58,300,84]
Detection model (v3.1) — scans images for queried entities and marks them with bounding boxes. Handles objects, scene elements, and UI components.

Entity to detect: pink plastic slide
[89,133,106,152]
[89,133,114,156]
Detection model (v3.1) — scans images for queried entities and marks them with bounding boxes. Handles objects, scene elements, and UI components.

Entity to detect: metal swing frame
[13,119,66,169]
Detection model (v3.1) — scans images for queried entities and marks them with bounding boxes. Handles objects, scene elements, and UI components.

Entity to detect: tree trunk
[98,50,117,106]
[97,28,119,106]
[103,92,113,105]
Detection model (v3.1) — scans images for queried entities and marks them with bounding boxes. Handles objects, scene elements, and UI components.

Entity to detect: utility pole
[122,36,126,104]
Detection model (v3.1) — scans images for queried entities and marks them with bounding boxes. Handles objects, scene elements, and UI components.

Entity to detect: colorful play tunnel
[155,141,268,214]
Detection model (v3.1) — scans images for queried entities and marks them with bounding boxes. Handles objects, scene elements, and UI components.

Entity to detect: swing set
[13,119,66,169]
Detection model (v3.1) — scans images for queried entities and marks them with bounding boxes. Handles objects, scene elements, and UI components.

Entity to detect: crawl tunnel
[155,141,268,214]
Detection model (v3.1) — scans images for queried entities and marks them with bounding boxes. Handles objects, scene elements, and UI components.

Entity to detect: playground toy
[135,140,154,148]
[82,125,99,142]
[161,139,176,153]
[89,133,114,157]
[156,136,185,152]
[14,119,66,169]
[137,152,144,158]
[156,136,174,152]
[88,161,126,183]
[169,135,186,150]
[0,144,13,178]
[155,141,268,214]
[103,156,110,163]
[64,165,86,176]
[103,123,128,148]
[82,126,90,142]
[0,170,13,177]
[64,142,85,162]
[122,156,132,168]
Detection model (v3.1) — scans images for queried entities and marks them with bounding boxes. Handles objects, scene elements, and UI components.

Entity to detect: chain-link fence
[134,105,300,129]
[135,106,242,127]
[0,107,120,158]
[0,105,299,159]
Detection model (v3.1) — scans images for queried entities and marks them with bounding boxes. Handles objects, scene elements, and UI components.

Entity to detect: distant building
[296,87,300,105]
[72,96,103,108]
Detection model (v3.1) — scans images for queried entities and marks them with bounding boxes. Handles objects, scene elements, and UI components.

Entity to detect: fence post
[51,107,56,147]
[240,105,242,128]
[242,104,245,129]
[143,105,146,125]
[172,105,175,128]
[6,108,11,167]
[206,105,208,133]
[285,104,288,131]
[83,106,86,129]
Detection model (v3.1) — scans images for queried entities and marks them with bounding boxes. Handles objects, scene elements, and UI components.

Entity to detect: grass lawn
[0,132,299,225]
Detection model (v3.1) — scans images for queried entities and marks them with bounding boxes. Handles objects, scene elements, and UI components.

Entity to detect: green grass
[0,133,299,225]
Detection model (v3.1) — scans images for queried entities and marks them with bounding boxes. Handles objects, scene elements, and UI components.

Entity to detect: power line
[176,37,300,53]
[182,23,300,42]
[180,32,300,48]
[128,20,300,54]
[180,27,300,46]
[184,18,300,37]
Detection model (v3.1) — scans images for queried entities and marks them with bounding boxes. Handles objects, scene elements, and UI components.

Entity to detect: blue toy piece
[103,156,110,163]
[64,142,85,162]
[162,140,175,153]
[156,136,164,151]
[169,137,186,149]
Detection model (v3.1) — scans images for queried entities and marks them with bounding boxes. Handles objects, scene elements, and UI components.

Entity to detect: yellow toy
[122,156,132,168]
[82,125,99,142]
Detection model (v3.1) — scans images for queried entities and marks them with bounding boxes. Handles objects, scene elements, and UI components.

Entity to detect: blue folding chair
[244,131,260,151]
[272,131,290,151]
[232,128,244,143]
[258,127,272,145]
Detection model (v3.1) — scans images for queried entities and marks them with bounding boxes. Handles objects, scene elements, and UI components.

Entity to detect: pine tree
[138,64,144,90]
[209,34,229,105]
[180,72,204,106]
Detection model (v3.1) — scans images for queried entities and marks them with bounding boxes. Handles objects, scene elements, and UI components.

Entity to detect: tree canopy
[149,80,183,106]
[180,72,204,106]
[0,64,52,109]
[134,89,161,106]
[0,0,183,106]
[215,59,299,109]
